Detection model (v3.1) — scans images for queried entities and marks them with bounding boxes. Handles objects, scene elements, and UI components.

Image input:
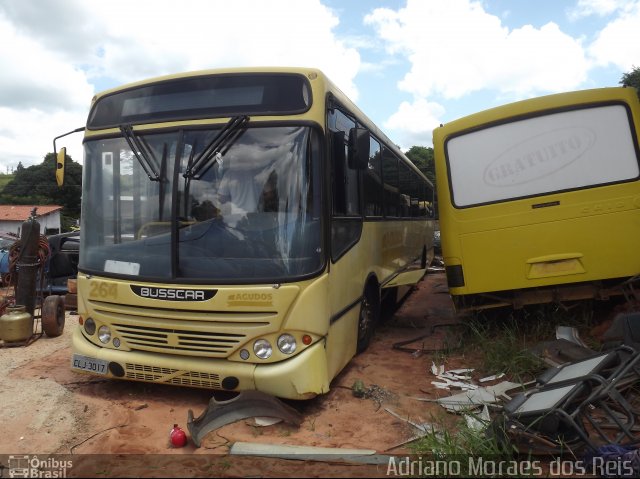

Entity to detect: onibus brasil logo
[7,455,72,478]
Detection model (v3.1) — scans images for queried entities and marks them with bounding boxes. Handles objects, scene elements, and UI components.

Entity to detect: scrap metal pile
[494,344,640,456]
[424,316,640,458]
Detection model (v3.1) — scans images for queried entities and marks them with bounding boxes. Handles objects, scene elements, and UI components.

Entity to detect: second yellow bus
[433,87,640,312]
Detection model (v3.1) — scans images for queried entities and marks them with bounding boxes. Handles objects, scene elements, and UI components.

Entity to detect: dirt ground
[0,271,615,478]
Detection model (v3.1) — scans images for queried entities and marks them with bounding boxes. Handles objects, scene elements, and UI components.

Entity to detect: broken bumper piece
[187,390,303,447]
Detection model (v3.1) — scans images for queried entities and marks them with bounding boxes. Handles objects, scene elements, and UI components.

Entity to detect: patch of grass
[516,301,597,341]
[409,413,517,477]
[466,318,546,382]
[463,302,597,382]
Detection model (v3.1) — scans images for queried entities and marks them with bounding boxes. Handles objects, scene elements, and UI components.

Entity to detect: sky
[0,0,638,173]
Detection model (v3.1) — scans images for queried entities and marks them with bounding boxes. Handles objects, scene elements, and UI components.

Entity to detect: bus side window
[399,162,413,218]
[329,108,359,217]
[364,138,383,217]
[329,107,363,261]
[382,149,399,217]
[332,130,348,214]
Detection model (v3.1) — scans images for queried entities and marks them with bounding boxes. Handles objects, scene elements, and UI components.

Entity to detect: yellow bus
[433,87,640,312]
[56,67,435,399]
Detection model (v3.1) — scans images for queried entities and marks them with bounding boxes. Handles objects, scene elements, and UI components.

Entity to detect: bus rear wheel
[357,287,379,354]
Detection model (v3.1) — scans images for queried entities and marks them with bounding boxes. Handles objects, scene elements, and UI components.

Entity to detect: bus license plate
[72,354,109,375]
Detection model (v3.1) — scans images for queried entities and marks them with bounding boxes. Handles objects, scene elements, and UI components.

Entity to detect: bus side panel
[325,307,359,380]
[324,219,431,379]
[377,220,432,285]
[326,225,371,376]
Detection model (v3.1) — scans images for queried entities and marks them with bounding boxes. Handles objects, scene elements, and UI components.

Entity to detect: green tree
[620,65,640,97]
[0,152,82,231]
[405,145,435,183]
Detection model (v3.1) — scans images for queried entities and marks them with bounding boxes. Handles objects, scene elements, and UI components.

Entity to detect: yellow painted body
[434,87,640,305]
[71,67,433,399]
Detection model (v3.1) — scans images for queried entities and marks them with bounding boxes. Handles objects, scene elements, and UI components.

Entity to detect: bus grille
[124,363,221,388]
[114,323,245,357]
[89,300,275,358]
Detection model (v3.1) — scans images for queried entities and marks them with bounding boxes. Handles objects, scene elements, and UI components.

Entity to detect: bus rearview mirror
[56,147,66,187]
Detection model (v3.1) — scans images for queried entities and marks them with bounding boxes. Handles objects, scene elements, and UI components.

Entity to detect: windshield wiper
[184,115,249,179]
[120,124,161,181]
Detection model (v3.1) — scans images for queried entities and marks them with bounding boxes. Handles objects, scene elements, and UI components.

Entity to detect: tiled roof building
[0,205,63,235]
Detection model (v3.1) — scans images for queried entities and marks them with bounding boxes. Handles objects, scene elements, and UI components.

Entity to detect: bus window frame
[328,101,364,263]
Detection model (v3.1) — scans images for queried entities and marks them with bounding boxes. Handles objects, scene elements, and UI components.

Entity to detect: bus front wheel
[357,287,379,354]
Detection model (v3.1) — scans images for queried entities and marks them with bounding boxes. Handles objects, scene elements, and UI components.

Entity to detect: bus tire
[357,286,379,354]
[42,295,65,337]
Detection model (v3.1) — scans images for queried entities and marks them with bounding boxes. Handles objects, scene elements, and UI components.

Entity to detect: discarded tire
[42,295,65,337]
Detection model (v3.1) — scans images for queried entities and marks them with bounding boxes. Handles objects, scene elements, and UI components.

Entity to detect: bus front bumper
[71,327,329,400]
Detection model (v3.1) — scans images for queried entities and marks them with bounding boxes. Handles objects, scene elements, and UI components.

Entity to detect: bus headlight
[98,326,112,344]
[84,318,96,336]
[253,339,272,359]
[277,334,297,354]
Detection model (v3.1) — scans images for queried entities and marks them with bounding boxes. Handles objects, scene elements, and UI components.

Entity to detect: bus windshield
[80,125,323,283]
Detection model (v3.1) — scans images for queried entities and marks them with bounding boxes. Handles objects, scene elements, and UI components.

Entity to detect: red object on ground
[170,424,187,447]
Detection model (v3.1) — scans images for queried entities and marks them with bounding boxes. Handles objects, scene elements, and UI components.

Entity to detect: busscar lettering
[139,287,205,300]
[131,285,216,301]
